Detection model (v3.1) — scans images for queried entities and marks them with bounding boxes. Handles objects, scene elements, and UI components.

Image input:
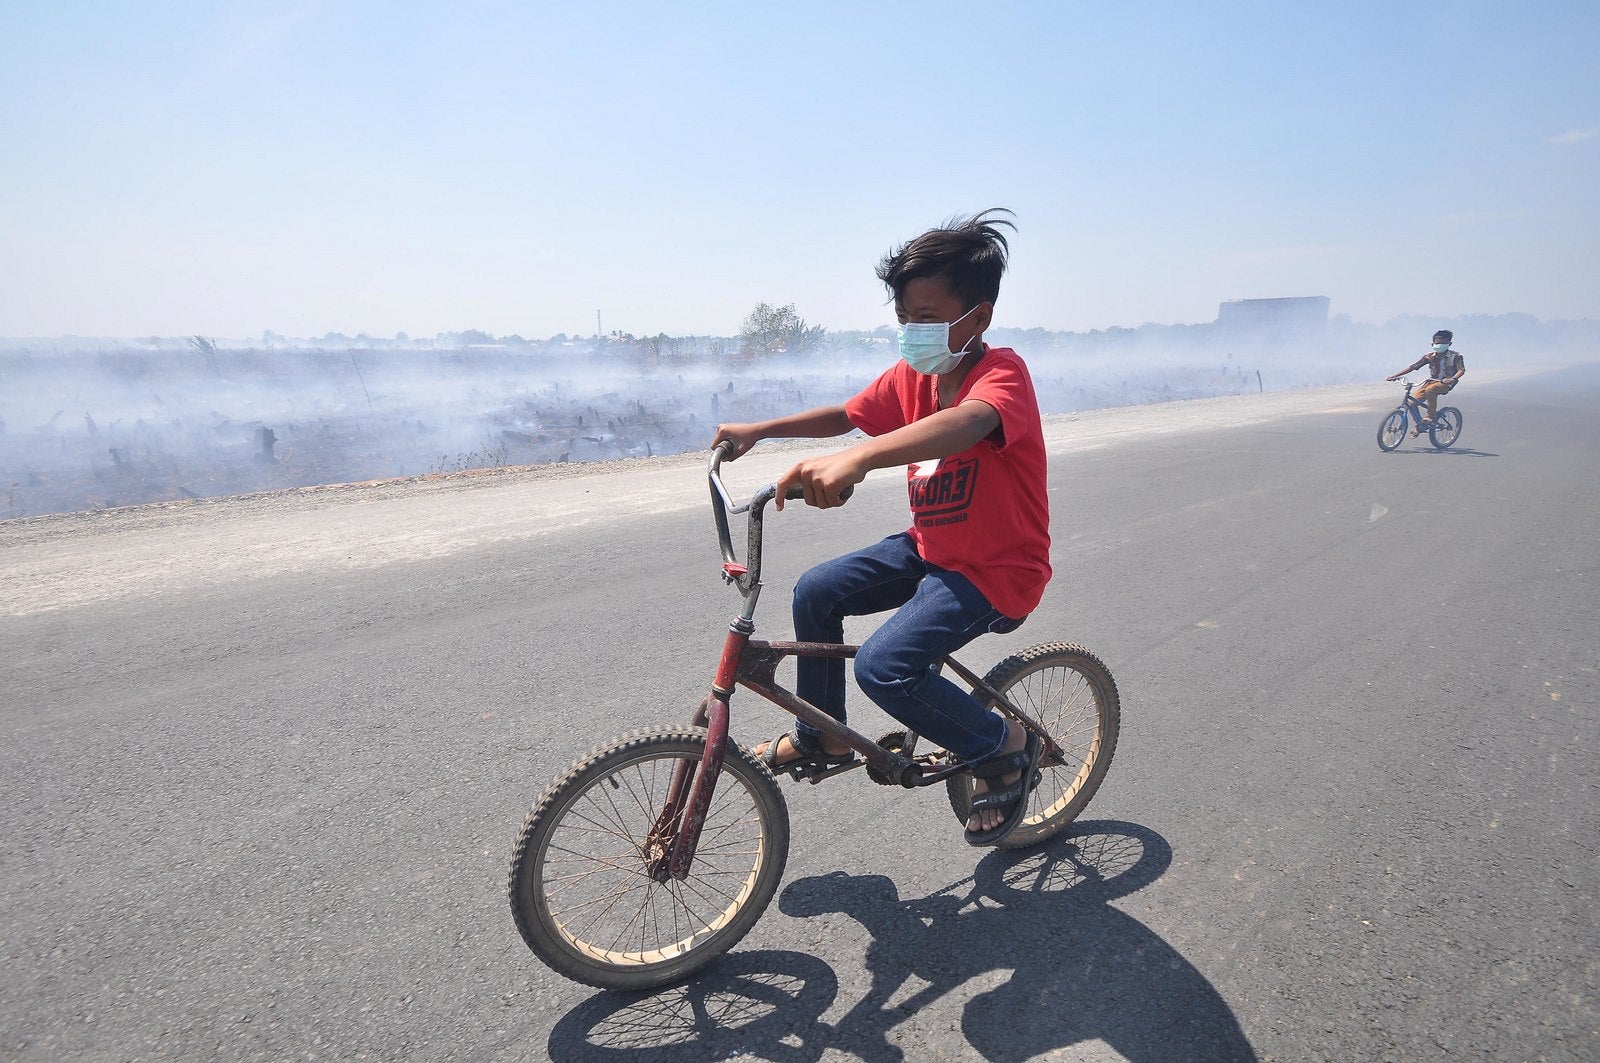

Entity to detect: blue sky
[2,1,1596,339]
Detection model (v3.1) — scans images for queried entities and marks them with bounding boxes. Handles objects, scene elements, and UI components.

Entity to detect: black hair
[1433,329,1453,342]
[877,208,1015,311]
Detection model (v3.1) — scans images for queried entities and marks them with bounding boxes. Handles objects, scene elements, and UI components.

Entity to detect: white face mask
[897,305,978,375]
[1432,343,1450,353]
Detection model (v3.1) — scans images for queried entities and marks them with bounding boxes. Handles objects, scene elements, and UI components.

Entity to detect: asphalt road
[2,365,1596,1062]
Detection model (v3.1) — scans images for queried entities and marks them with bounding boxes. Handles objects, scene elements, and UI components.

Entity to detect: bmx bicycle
[1377,379,1463,452]
[507,443,1121,990]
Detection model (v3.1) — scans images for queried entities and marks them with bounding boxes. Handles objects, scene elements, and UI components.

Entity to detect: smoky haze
[1,311,1594,520]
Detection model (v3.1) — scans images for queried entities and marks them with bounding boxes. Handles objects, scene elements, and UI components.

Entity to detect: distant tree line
[133,307,1599,367]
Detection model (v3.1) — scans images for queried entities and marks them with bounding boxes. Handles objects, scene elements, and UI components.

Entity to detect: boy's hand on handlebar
[711,423,762,460]
[775,452,866,511]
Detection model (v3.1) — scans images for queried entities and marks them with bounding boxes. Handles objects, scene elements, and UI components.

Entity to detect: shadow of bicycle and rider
[1385,446,1498,458]
[547,820,1256,1062]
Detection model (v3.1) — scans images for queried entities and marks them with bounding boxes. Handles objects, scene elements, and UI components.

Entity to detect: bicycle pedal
[783,759,860,785]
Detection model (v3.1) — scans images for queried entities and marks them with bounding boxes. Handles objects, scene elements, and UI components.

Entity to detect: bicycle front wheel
[1430,407,1462,449]
[508,728,789,990]
[947,643,1121,850]
[1377,409,1407,451]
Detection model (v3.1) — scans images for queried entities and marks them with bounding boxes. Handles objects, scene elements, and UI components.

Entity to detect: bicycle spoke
[993,657,1108,824]
[593,883,656,957]
[560,875,654,943]
[517,739,778,974]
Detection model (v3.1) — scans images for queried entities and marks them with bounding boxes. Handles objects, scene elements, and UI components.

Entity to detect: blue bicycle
[1377,379,1463,452]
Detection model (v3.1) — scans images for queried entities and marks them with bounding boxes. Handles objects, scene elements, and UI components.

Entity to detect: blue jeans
[792,533,1022,763]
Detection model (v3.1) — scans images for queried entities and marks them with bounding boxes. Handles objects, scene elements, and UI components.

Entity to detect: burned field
[0,341,1310,521]
[0,346,877,519]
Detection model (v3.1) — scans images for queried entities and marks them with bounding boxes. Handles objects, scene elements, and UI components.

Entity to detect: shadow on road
[547,948,841,1062]
[1384,447,1498,458]
[546,821,1255,1062]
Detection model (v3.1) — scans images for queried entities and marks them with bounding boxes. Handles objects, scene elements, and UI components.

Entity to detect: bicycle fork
[646,617,752,882]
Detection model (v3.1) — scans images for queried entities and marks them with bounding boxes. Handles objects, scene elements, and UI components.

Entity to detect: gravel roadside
[0,373,1533,617]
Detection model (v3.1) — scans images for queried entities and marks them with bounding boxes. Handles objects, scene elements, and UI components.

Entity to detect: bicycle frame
[1397,381,1431,431]
[1397,378,1459,429]
[655,444,1058,881]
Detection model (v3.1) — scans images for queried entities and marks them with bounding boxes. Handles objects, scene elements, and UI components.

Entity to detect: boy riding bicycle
[1387,329,1466,436]
[711,209,1051,846]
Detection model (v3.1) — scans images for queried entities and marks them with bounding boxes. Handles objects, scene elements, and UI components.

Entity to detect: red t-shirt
[844,346,1052,619]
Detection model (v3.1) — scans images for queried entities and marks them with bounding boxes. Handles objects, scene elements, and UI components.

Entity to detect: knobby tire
[1429,407,1463,449]
[508,728,789,990]
[946,642,1121,850]
[1377,409,1408,452]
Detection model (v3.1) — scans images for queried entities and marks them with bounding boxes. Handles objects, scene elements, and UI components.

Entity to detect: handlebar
[709,443,763,590]
[708,441,850,596]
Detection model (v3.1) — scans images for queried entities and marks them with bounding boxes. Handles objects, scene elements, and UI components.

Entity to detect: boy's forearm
[846,402,998,472]
[749,405,854,442]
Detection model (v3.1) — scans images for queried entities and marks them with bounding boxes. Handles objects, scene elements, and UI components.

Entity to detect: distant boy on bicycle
[1387,330,1466,436]
[711,209,1051,846]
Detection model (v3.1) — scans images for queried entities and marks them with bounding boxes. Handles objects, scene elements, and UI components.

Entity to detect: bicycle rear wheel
[508,728,789,990]
[947,643,1121,850]
[1430,407,1462,449]
[1377,409,1407,451]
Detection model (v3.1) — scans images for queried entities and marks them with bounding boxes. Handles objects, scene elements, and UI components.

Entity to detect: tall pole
[596,309,602,338]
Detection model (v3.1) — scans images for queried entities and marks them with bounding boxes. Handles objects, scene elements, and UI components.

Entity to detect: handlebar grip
[782,484,855,503]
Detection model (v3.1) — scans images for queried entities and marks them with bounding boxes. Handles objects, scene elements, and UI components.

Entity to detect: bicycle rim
[509,729,788,990]
[1378,410,1407,451]
[1430,408,1462,449]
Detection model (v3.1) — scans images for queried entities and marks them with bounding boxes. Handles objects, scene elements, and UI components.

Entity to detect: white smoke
[1,313,1593,519]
